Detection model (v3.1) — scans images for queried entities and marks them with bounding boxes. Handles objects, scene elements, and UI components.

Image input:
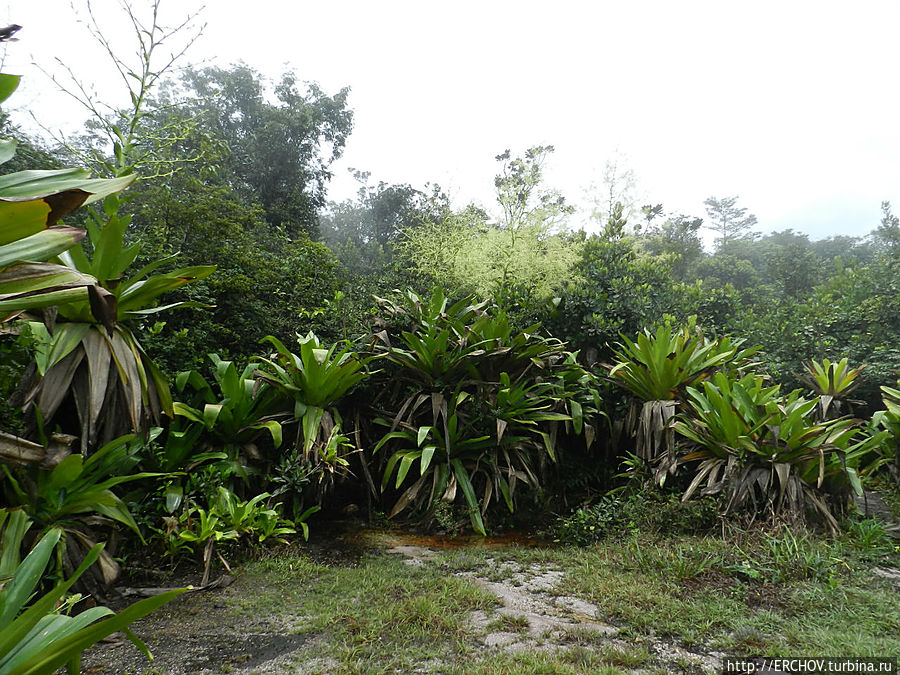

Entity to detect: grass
[103,523,900,674]
[486,614,530,633]
[231,554,497,673]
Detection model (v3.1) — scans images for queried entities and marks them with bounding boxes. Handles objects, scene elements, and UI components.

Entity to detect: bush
[553,492,720,545]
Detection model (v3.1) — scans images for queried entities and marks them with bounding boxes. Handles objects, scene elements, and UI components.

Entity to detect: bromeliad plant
[173,354,287,485]
[371,287,589,534]
[14,217,215,451]
[607,321,758,484]
[253,332,372,464]
[873,381,900,481]
[0,433,162,592]
[675,372,887,532]
[797,358,866,420]
[1,52,215,452]
[0,73,135,322]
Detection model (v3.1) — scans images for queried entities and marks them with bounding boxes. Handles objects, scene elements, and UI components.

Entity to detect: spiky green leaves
[254,332,372,459]
[372,287,592,534]
[675,373,886,531]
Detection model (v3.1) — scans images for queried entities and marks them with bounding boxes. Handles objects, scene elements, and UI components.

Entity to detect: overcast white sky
[2,0,898,240]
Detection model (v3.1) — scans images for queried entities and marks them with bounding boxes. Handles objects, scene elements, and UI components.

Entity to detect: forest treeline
[5,63,898,407]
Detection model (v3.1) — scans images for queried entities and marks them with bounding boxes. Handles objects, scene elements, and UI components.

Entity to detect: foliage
[798,357,866,420]
[172,486,315,585]
[676,373,887,531]
[608,322,752,402]
[0,72,136,324]
[371,287,592,534]
[176,64,353,238]
[1,433,161,590]
[703,195,758,252]
[5,9,215,450]
[552,497,625,545]
[553,492,719,545]
[547,214,699,358]
[173,354,286,484]
[0,509,183,674]
[127,176,346,370]
[873,380,900,480]
[255,333,370,455]
[399,147,581,309]
[607,321,757,482]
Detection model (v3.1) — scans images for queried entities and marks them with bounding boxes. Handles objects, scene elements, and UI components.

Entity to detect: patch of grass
[553,532,900,657]
[107,525,899,674]
[234,553,496,672]
[844,517,897,559]
[486,613,530,633]
[448,649,628,675]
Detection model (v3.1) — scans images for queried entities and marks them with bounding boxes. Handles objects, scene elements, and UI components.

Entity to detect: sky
[1,0,898,241]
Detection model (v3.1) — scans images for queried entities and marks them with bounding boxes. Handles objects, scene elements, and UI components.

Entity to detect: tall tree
[401,147,579,312]
[177,64,353,238]
[640,212,704,280]
[872,200,900,258]
[703,195,758,251]
[590,154,641,228]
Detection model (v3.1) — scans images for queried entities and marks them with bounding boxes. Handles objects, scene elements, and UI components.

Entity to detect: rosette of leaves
[797,357,866,420]
[371,288,585,534]
[1,433,162,594]
[607,321,757,484]
[253,333,372,494]
[0,73,130,321]
[872,381,900,481]
[0,67,214,452]
[13,205,215,451]
[173,354,287,485]
[675,372,886,531]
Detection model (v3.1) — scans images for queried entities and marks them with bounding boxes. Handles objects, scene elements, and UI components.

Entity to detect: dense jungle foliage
[0,9,898,671]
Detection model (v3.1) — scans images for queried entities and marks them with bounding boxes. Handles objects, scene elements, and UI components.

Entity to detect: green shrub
[553,497,626,545]
[553,492,719,545]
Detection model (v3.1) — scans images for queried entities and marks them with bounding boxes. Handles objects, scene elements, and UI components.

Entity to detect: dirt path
[82,528,739,674]
[384,542,724,673]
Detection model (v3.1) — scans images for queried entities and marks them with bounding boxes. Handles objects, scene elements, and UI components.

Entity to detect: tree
[703,195,758,251]
[399,147,580,315]
[639,210,704,280]
[590,154,642,228]
[764,229,820,298]
[872,200,900,259]
[320,173,443,253]
[176,64,353,238]
[128,174,345,369]
[494,145,571,230]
